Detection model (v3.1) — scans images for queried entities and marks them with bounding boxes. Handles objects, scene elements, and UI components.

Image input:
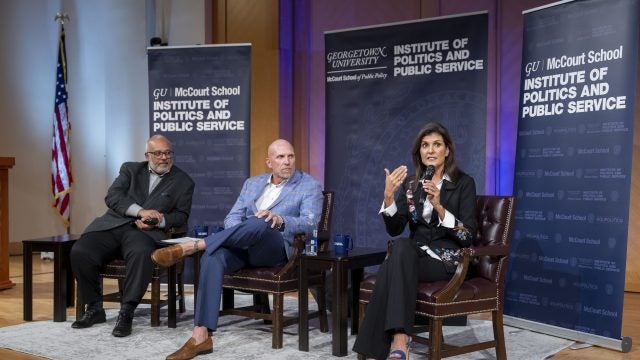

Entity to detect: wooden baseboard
[625,284,640,293]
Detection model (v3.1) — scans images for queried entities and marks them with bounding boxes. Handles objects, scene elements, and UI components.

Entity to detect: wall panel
[211,0,280,175]
[627,62,640,292]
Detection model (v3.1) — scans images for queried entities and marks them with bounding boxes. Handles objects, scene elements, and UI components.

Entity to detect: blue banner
[324,14,488,249]
[147,44,251,238]
[506,0,639,341]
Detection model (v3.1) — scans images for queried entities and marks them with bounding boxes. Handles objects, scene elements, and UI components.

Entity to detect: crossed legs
[154,217,287,359]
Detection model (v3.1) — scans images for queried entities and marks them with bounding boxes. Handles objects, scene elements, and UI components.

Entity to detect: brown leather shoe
[151,244,185,267]
[166,336,213,360]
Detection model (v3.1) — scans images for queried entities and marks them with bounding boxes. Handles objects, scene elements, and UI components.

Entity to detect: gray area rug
[0,294,572,359]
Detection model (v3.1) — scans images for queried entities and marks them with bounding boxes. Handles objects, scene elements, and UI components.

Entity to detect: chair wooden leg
[358,301,367,332]
[355,301,368,360]
[222,288,234,310]
[75,285,84,319]
[178,272,185,313]
[492,310,507,360]
[255,293,271,323]
[272,293,284,349]
[316,284,329,332]
[429,319,443,360]
[150,278,160,327]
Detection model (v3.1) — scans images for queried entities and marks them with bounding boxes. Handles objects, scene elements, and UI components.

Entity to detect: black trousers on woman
[352,237,451,360]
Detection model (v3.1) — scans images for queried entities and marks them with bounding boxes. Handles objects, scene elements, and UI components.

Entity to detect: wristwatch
[277,216,285,232]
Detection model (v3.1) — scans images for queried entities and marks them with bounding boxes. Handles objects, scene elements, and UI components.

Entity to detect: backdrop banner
[506,0,638,349]
[324,13,488,249]
[147,44,251,280]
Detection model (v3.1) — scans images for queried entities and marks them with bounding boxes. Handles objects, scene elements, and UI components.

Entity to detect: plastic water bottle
[306,229,318,256]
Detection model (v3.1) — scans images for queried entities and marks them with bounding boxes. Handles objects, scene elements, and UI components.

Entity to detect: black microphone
[419,165,436,203]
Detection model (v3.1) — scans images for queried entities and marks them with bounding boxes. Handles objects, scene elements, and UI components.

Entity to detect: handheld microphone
[419,165,436,203]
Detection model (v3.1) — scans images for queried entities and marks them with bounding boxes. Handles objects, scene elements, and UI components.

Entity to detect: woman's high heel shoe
[388,336,411,359]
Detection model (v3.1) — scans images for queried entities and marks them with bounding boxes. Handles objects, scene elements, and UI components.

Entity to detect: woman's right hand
[383,165,407,207]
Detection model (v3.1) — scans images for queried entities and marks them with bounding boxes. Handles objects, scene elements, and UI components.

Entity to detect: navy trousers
[194,216,288,330]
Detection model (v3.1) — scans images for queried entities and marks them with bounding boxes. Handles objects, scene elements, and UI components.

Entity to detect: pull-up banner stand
[324,13,488,249]
[147,44,251,279]
[506,0,638,352]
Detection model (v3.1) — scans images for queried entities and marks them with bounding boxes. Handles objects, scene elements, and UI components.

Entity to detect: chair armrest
[470,244,510,257]
[432,248,472,302]
[388,240,509,303]
[274,233,306,279]
[431,244,510,302]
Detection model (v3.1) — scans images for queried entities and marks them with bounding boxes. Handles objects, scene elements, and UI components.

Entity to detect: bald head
[267,139,294,156]
[147,135,172,151]
[266,139,295,184]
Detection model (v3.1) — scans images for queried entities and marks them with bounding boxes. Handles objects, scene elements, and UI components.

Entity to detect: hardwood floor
[1,254,639,359]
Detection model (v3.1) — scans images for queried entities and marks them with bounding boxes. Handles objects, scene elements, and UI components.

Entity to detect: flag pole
[52,11,73,242]
[44,12,72,261]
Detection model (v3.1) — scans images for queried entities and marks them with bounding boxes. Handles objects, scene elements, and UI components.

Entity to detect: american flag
[51,25,72,226]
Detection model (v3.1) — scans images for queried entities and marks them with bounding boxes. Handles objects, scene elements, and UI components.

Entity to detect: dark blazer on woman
[382,171,477,272]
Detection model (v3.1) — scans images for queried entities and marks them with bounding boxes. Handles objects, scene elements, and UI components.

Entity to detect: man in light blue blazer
[152,139,323,360]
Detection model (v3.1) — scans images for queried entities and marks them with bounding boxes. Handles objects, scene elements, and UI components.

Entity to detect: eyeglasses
[146,150,174,158]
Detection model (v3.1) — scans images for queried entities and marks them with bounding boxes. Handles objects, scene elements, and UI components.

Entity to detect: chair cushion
[360,274,499,317]
[224,266,324,294]
[100,258,183,279]
[415,277,497,302]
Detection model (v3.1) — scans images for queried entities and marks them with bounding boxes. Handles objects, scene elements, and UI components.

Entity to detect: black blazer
[382,171,477,269]
[83,161,195,242]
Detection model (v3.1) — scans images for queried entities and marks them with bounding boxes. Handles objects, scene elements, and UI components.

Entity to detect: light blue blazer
[224,170,323,258]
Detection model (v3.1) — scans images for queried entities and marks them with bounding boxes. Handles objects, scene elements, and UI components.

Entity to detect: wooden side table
[23,234,79,322]
[298,247,387,356]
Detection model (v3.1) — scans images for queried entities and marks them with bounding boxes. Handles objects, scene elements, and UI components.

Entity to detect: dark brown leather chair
[358,195,516,360]
[75,226,187,328]
[219,191,334,349]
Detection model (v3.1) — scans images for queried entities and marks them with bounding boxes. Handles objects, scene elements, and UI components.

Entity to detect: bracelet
[193,239,200,252]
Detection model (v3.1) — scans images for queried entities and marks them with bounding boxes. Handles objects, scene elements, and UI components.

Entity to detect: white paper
[161,236,200,244]
[420,245,442,261]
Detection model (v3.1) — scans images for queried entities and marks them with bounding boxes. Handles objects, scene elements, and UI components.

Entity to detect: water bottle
[306,229,318,256]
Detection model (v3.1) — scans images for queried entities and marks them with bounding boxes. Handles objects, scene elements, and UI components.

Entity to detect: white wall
[0,0,204,248]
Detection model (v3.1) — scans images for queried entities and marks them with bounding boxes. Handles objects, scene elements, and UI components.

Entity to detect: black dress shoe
[71,308,106,329]
[112,312,133,337]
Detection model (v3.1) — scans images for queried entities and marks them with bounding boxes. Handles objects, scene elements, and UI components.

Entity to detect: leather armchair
[219,191,334,349]
[359,195,516,359]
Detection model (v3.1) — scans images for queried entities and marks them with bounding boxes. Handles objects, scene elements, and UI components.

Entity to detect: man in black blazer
[70,135,194,337]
